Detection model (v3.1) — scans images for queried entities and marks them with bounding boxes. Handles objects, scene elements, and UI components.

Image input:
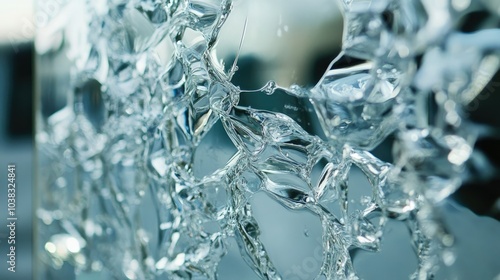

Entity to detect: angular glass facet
[36,0,500,279]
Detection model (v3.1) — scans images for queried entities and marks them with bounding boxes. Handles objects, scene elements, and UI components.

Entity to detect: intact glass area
[36,0,500,279]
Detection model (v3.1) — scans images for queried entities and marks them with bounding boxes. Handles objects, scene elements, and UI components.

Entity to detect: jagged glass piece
[342,0,391,60]
[35,0,500,279]
[311,60,407,149]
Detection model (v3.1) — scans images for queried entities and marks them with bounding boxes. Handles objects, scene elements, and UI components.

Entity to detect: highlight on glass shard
[35,0,500,279]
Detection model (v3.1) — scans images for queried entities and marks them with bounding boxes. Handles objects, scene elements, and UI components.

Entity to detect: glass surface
[35,1,500,279]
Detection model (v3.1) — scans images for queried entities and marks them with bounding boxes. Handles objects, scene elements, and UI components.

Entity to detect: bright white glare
[0,0,35,45]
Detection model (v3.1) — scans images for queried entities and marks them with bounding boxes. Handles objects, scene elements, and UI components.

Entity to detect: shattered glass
[36,0,500,279]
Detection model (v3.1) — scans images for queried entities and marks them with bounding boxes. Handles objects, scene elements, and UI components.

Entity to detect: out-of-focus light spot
[65,236,81,253]
[125,259,140,279]
[452,0,471,11]
[445,135,472,166]
[45,242,57,254]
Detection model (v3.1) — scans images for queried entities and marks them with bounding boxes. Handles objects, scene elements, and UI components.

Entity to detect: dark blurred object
[453,69,500,220]
[2,43,33,139]
[455,177,500,220]
[0,42,34,280]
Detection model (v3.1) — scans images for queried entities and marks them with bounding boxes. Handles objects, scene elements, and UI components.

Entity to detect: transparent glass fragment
[36,0,500,279]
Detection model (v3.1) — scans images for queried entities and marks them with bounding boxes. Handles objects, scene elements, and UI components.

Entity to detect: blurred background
[0,0,499,279]
[0,0,34,280]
